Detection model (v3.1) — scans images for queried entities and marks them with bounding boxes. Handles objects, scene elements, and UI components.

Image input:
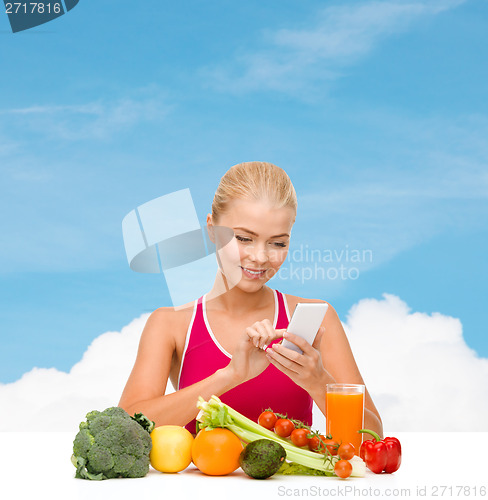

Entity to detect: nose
[246,242,269,265]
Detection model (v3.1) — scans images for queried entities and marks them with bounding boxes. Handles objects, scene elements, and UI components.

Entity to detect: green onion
[195,395,365,477]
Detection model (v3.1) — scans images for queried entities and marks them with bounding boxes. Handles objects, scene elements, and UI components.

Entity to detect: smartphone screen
[281,302,328,354]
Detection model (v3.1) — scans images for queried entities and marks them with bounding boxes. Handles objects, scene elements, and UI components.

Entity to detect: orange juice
[326,385,364,452]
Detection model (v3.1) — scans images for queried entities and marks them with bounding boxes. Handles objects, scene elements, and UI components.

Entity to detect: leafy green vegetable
[71,406,155,480]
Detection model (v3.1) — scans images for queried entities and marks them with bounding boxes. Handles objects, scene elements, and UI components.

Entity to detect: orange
[191,428,243,476]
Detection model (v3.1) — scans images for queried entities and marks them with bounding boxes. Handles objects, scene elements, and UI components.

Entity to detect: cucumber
[239,439,286,479]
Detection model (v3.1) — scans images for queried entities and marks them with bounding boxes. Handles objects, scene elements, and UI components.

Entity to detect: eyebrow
[233,227,290,238]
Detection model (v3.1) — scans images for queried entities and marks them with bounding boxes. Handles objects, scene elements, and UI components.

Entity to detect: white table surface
[1,432,487,499]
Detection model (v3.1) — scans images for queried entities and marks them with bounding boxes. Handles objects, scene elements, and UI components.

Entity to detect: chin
[234,278,268,292]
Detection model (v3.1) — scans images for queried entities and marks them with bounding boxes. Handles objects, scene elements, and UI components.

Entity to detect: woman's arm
[266,303,384,439]
[118,308,236,427]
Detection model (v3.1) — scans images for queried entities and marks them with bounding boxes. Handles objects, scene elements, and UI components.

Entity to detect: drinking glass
[326,383,365,452]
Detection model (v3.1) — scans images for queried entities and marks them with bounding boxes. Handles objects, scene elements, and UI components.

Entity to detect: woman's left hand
[265,327,333,395]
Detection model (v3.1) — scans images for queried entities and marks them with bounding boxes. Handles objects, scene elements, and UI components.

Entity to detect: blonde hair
[211,161,297,223]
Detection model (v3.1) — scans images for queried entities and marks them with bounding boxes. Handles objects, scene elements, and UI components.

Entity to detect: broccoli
[71,406,155,480]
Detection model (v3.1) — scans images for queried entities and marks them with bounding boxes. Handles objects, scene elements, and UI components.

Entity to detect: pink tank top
[178,289,313,433]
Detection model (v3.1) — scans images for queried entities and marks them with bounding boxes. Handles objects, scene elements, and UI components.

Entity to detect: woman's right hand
[223,319,285,385]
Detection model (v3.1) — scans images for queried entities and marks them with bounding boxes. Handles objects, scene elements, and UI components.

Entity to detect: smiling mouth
[241,266,267,276]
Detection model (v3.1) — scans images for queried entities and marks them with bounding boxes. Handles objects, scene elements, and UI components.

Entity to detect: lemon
[150,425,194,473]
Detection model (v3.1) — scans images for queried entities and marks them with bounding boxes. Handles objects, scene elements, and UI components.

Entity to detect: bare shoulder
[143,300,196,346]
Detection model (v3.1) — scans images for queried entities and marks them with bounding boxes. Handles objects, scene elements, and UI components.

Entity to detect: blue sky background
[1,0,487,383]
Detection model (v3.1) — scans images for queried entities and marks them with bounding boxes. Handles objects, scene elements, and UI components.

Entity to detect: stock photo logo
[3,0,79,33]
[122,188,235,308]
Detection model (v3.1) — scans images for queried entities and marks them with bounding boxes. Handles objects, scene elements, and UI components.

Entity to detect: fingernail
[283,331,288,338]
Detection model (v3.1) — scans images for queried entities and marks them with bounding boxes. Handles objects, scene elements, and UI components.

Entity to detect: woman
[119,161,383,438]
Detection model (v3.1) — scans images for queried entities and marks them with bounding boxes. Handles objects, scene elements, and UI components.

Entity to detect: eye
[272,241,287,248]
[235,235,252,243]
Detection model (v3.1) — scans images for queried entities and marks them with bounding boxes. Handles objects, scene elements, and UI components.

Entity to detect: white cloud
[1,292,486,432]
[201,0,466,95]
[344,293,488,431]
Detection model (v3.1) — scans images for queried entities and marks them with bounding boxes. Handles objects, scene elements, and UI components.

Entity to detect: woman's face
[207,198,295,292]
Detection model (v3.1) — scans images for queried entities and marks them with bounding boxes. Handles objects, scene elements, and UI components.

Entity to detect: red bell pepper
[358,429,402,474]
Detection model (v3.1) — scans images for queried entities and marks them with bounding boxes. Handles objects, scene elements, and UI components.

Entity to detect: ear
[206,214,215,243]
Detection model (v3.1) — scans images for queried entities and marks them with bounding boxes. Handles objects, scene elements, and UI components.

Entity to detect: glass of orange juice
[326,383,365,453]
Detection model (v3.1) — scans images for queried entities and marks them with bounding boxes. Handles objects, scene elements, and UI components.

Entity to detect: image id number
[5,3,62,14]
[431,485,487,496]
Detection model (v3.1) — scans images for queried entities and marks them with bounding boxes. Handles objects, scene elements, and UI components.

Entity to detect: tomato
[308,434,338,455]
[150,425,194,473]
[290,428,309,447]
[337,442,356,460]
[334,459,353,479]
[191,428,243,476]
[308,434,325,451]
[274,418,295,437]
[258,411,277,430]
[322,438,339,455]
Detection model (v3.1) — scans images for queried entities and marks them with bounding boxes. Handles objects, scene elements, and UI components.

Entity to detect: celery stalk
[195,395,365,477]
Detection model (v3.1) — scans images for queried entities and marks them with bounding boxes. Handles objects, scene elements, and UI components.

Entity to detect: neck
[206,270,272,314]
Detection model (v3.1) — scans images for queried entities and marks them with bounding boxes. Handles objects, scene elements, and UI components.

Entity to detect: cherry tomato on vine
[309,435,338,455]
[308,434,326,451]
[274,418,295,437]
[337,442,355,460]
[290,428,309,447]
[322,438,339,455]
[258,411,277,430]
[334,459,352,479]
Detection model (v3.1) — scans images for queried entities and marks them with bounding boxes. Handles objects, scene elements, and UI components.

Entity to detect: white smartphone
[281,302,329,354]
